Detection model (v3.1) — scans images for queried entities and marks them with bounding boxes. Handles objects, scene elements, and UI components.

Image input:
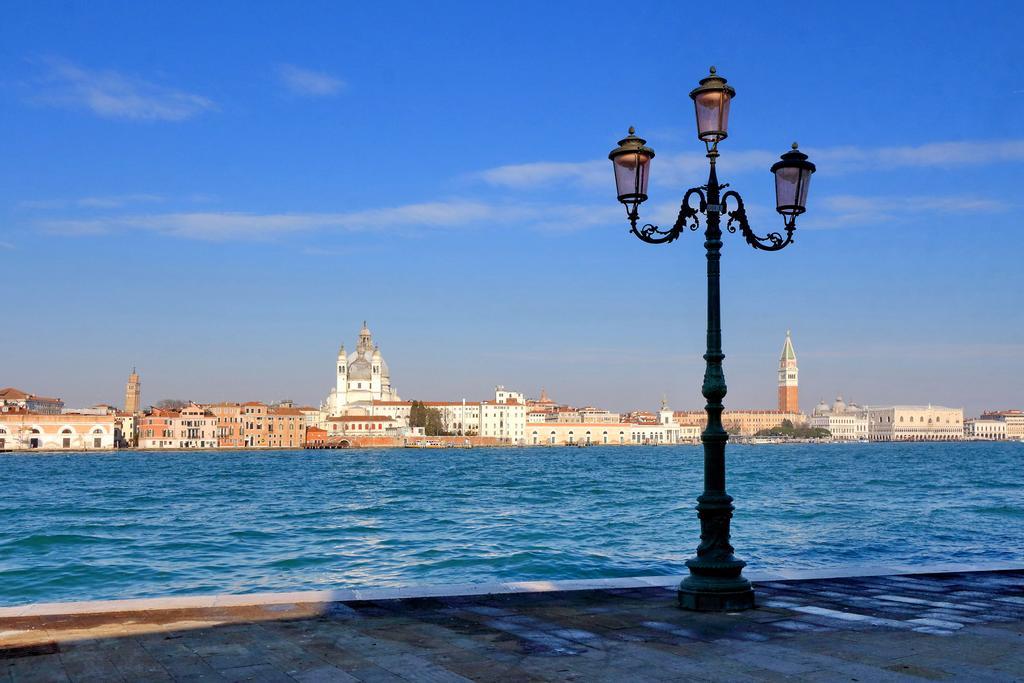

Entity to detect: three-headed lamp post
[610,67,816,611]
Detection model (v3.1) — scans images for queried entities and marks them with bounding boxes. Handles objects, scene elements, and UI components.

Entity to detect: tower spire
[778,330,799,413]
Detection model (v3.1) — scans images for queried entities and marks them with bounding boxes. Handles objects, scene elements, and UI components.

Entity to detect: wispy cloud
[477,140,1024,190]
[813,140,1024,173]
[802,193,1011,230]
[37,200,618,241]
[0,241,14,250]
[33,58,214,121]
[19,194,165,210]
[276,64,344,97]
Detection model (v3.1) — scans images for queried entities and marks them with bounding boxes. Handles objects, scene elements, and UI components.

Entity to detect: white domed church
[324,322,401,416]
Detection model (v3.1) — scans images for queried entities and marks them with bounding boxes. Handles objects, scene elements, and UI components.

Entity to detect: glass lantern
[609,127,655,211]
[771,143,816,218]
[688,67,736,144]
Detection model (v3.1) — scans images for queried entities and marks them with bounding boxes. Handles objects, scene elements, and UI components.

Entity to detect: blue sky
[1,0,1022,416]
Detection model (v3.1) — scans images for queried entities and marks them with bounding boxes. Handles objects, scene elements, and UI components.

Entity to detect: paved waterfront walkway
[2,569,1022,682]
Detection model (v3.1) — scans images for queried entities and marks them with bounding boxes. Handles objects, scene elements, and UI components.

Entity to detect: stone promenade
[2,569,1022,682]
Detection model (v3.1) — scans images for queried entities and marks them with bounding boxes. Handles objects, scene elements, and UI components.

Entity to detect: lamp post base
[677,574,755,612]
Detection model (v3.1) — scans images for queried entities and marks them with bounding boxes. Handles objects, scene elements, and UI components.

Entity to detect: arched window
[92,428,103,434]
[61,428,72,434]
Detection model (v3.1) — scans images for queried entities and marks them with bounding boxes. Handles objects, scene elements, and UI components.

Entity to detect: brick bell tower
[777,330,799,413]
[124,367,141,414]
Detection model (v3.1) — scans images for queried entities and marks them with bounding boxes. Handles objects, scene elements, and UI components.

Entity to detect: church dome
[349,356,372,380]
[814,399,830,416]
[832,396,847,413]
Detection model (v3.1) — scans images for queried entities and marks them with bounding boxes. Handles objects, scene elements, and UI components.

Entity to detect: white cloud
[813,140,1024,172]
[479,161,607,190]
[19,194,165,210]
[276,64,344,97]
[34,58,214,121]
[0,241,14,250]
[800,194,1011,230]
[477,140,1024,190]
[37,200,618,241]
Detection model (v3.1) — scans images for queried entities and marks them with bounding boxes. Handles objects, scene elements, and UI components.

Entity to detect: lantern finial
[792,141,799,150]
[709,65,716,74]
[629,125,635,135]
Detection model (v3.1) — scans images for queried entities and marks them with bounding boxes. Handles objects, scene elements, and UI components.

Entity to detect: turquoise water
[0,442,1021,606]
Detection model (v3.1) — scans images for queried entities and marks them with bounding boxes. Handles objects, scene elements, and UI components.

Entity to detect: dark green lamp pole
[609,67,816,611]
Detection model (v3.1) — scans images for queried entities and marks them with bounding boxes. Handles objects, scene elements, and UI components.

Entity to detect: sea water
[0,442,1021,606]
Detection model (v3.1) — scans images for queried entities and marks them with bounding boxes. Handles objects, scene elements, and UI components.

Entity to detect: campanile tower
[124,367,141,414]
[777,330,799,413]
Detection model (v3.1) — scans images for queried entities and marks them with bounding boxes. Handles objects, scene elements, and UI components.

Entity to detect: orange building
[209,403,245,448]
[138,408,178,448]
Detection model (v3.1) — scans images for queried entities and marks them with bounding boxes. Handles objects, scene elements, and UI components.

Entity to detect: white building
[480,387,527,444]
[980,410,1024,439]
[525,401,700,446]
[809,396,869,441]
[865,405,964,441]
[964,418,1007,440]
[324,322,401,416]
[0,413,116,450]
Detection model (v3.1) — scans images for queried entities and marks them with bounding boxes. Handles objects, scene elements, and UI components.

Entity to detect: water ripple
[0,442,1021,605]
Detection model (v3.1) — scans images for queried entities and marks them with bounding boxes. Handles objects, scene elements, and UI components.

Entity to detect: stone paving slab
[1,569,1022,681]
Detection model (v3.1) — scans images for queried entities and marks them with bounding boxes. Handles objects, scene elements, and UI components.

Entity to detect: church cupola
[358,320,373,351]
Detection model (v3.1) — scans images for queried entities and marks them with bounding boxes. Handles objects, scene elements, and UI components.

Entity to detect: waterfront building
[479,387,527,444]
[550,407,620,423]
[527,388,560,414]
[964,418,1008,440]
[674,410,806,436]
[62,404,117,416]
[324,322,401,416]
[526,401,699,446]
[529,422,631,446]
[138,408,177,448]
[124,368,141,414]
[0,411,116,450]
[209,403,245,448]
[296,406,322,429]
[865,405,964,441]
[777,330,799,413]
[178,404,218,448]
[138,405,217,448]
[115,412,137,447]
[263,407,306,449]
[809,396,869,440]
[980,410,1024,439]
[0,387,64,415]
[325,415,398,438]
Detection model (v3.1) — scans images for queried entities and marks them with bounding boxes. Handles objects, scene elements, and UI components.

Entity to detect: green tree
[155,399,187,411]
[409,401,449,436]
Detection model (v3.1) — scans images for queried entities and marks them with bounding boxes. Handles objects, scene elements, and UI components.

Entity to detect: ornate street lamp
[610,67,815,611]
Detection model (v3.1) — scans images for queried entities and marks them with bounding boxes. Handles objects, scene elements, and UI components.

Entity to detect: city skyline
[2,1,1022,416]
[4,324,1013,419]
